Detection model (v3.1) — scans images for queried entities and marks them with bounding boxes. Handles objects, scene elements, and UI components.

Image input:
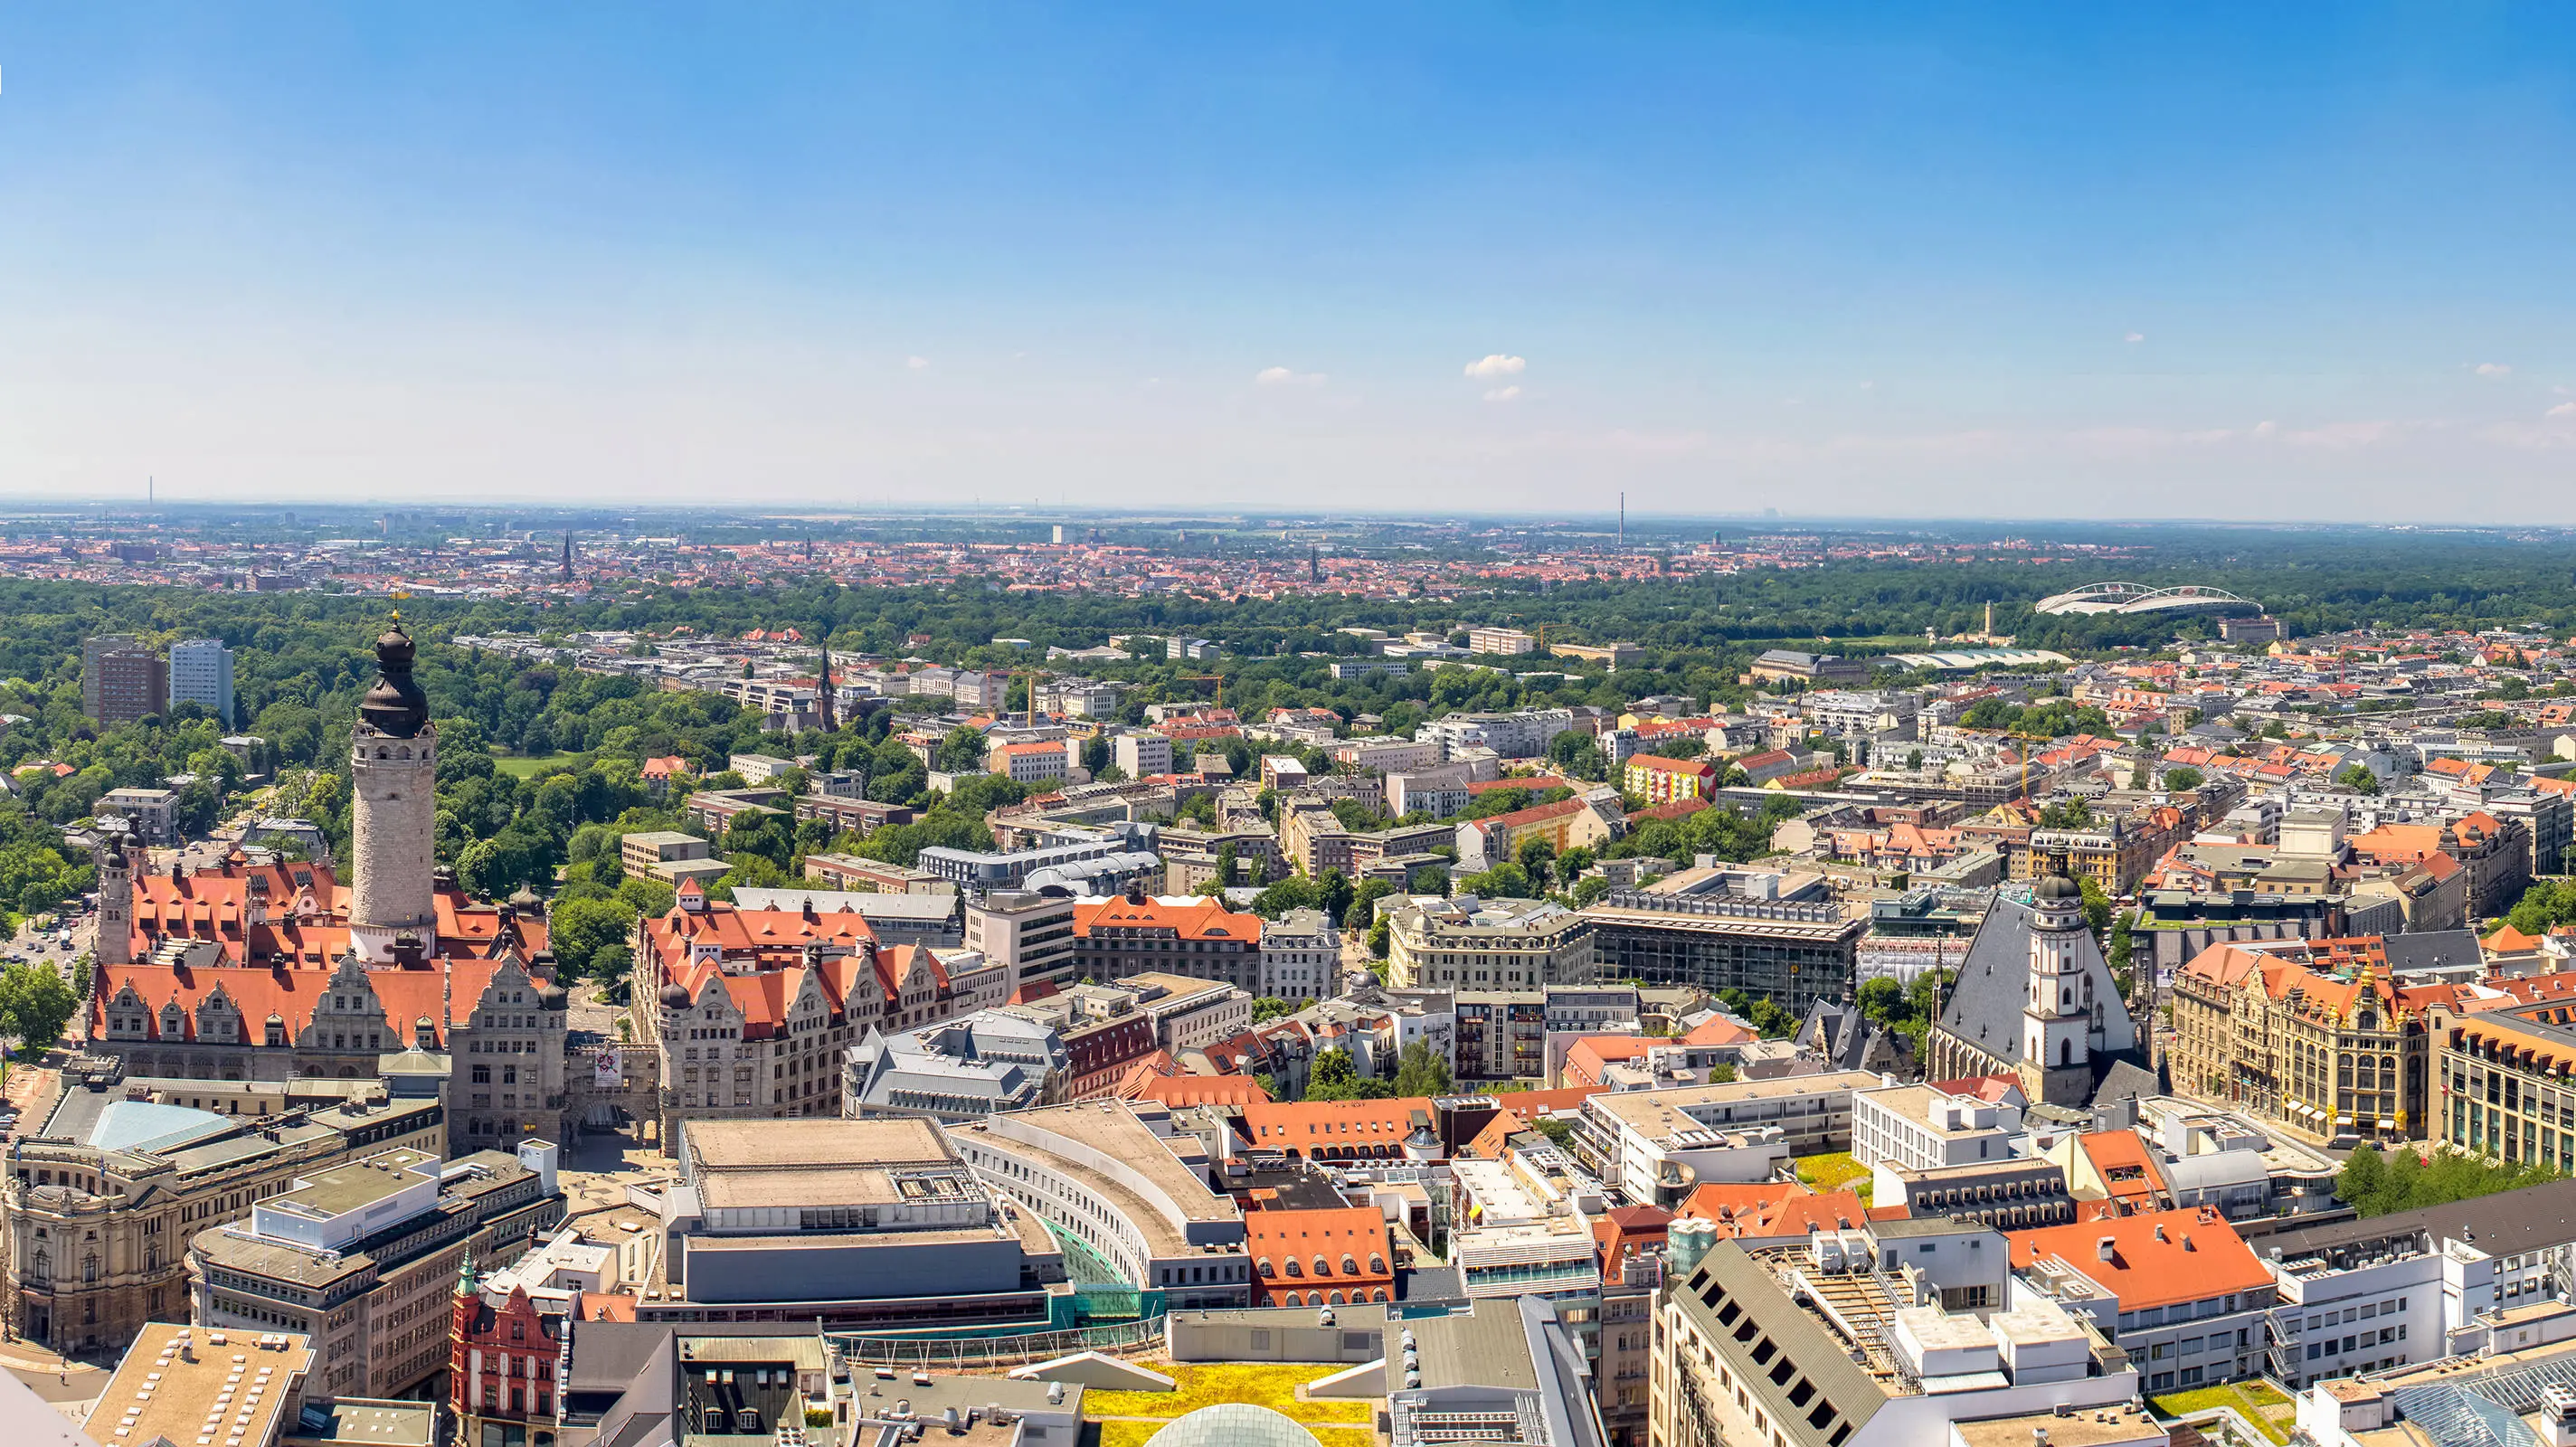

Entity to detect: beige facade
[2168,941,2435,1145]
[1385,896,1596,990]
[2,1075,443,1357]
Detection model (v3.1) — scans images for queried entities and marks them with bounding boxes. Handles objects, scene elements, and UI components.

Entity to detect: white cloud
[1255,366,1326,388]
[1463,354,1527,381]
[2124,332,2145,344]
[2475,362,2512,376]
[905,355,929,371]
[1482,385,1522,403]
[2550,402,2576,418]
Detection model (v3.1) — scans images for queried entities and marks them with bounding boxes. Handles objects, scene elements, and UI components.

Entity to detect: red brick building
[450,1267,564,1447]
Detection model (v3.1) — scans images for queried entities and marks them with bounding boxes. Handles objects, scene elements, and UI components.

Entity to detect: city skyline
[5,6,2575,518]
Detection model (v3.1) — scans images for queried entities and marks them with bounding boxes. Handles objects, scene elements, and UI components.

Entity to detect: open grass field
[2150,1382,2293,1445]
[492,751,581,778]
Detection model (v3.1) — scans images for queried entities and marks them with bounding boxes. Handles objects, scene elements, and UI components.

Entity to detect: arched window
[2059,1038,2072,1066]
[1312,1256,1331,1278]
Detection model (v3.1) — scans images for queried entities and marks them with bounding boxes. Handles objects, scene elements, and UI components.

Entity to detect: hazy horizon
[6,6,2575,519]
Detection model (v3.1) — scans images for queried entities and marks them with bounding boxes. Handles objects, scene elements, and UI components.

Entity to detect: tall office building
[167,638,235,726]
[81,634,167,724]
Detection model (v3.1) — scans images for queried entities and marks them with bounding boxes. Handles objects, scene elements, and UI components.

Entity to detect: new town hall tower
[350,619,440,961]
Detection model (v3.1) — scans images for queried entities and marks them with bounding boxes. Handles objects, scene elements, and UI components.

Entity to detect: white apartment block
[1331,737,1442,773]
[1113,732,1174,778]
[1416,709,1575,761]
[1465,627,1538,656]
[1852,1083,2022,1174]
[168,638,235,725]
[1573,1071,1881,1206]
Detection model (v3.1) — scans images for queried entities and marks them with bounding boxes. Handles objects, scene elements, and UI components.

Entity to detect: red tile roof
[1240,1097,1436,1157]
[1242,1206,1393,1304]
[2009,1207,2270,1312]
[1072,895,1263,942]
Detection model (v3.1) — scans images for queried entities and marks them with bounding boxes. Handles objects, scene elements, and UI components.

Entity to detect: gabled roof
[1627,753,1719,775]
[1680,1013,1757,1047]
[1241,1206,1392,1287]
[2009,1206,2270,1312]
[1240,1097,1437,1150]
[1072,895,1263,942]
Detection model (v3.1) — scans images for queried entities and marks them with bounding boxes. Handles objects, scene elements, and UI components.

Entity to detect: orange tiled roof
[2009,1207,2270,1312]
[1072,895,1263,943]
[1673,1180,1870,1237]
[2077,1130,2169,1206]
[1240,1097,1435,1152]
[1242,1206,1392,1297]
[1628,754,1719,776]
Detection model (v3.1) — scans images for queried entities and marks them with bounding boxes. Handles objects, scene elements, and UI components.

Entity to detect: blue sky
[5,5,2575,519]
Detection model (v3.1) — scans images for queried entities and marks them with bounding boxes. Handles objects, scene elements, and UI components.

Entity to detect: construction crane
[1173,674,1225,711]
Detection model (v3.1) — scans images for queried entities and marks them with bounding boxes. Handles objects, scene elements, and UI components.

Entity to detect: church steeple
[2022,852,2096,1093]
[815,631,836,732]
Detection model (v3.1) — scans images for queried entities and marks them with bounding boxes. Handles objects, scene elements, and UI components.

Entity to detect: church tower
[2019,855,2097,1104]
[350,618,439,963]
[815,634,836,732]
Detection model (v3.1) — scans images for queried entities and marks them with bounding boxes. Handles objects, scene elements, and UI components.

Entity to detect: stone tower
[93,828,137,968]
[350,618,439,963]
[2018,856,2097,1106]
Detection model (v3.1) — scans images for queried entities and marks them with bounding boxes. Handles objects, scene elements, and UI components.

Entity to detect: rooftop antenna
[1618,493,1625,547]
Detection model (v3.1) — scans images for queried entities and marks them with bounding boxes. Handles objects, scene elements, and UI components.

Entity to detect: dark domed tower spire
[359,617,431,739]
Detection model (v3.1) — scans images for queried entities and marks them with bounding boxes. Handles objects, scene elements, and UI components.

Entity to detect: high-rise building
[963,889,1076,987]
[82,633,167,724]
[350,619,439,961]
[167,637,234,726]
